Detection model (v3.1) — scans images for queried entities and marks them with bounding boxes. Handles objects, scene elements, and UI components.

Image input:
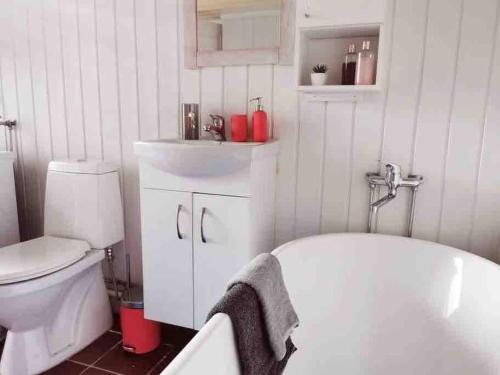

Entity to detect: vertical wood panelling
[178,0,199,107]
[95,0,122,167]
[14,5,43,238]
[223,66,248,140]
[295,100,326,238]
[411,0,463,242]
[320,101,355,234]
[200,67,223,132]
[157,0,179,139]
[438,0,499,250]
[115,0,142,283]
[0,4,12,153]
[27,2,53,206]
[470,10,500,260]
[347,95,385,232]
[43,0,69,160]
[59,0,85,159]
[3,0,500,284]
[95,0,126,279]
[0,32,28,240]
[77,0,103,159]
[377,0,429,235]
[273,65,298,245]
[0,61,6,151]
[135,0,160,140]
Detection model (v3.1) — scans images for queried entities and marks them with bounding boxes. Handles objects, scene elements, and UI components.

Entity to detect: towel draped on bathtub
[228,253,300,361]
[207,283,296,375]
[207,253,299,375]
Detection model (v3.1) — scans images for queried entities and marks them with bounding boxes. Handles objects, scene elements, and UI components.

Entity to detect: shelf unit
[297,23,386,94]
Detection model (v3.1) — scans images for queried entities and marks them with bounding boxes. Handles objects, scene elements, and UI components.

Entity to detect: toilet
[0,160,124,375]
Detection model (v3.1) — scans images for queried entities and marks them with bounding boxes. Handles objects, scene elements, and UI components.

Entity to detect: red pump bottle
[249,97,268,142]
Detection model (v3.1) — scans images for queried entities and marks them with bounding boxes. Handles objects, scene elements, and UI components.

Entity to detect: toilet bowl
[0,238,111,374]
[0,160,124,375]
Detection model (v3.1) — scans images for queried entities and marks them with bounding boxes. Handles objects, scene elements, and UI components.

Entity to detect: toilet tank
[44,160,124,249]
[0,152,19,247]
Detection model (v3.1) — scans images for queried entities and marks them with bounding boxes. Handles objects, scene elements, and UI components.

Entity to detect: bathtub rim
[272,232,500,271]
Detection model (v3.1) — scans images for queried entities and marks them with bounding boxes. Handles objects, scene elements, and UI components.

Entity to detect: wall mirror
[184,0,295,68]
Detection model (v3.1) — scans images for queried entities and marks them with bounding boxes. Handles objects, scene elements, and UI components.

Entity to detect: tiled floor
[0,316,197,375]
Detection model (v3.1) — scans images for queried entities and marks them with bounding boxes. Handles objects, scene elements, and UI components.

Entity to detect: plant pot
[311,73,327,86]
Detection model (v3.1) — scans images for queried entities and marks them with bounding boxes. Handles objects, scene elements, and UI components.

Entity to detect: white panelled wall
[1,0,500,284]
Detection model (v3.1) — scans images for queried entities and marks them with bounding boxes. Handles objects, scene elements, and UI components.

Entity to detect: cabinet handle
[176,204,183,240]
[200,207,207,243]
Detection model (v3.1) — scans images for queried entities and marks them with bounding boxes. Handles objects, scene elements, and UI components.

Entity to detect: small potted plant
[311,64,328,86]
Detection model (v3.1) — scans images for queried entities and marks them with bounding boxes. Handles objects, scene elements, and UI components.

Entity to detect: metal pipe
[368,193,396,234]
[106,247,120,299]
[407,187,418,237]
[367,183,376,233]
[8,126,13,153]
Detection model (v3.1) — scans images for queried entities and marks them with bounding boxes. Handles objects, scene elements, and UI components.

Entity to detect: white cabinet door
[141,188,194,328]
[192,194,252,329]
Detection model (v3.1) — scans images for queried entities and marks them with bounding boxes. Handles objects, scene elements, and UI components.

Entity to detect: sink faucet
[203,114,226,141]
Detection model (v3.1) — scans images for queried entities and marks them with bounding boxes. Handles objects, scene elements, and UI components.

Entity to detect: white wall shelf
[297,24,384,90]
[298,84,381,93]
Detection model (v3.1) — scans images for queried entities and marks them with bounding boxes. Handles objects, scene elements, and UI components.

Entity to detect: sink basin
[134,139,279,177]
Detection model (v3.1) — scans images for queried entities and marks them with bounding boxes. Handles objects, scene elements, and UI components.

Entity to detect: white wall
[1,0,500,284]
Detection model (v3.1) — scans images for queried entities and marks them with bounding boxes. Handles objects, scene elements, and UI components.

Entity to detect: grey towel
[228,253,300,361]
[207,283,296,375]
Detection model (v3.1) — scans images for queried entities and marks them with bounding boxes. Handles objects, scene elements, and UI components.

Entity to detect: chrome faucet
[366,163,423,237]
[203,114,226,141]
[0,115,16,152]
[384,163,403,197]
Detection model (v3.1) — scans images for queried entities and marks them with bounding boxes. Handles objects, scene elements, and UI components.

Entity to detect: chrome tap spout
[203,114,226,141]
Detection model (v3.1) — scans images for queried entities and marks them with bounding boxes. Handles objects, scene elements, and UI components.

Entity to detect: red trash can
[120,287,161,354]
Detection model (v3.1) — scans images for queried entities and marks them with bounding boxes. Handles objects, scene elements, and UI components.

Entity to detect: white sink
[134,139,279,177]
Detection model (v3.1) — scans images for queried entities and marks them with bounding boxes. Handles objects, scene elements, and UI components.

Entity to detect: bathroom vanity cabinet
[136,141,278,329]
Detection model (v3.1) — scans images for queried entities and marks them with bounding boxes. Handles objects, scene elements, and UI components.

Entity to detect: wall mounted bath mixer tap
[0,115,16,152]
[203,114,226,141]
[366,163,423,237]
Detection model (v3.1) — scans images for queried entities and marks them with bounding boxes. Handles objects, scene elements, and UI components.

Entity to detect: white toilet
[0,160,124,375]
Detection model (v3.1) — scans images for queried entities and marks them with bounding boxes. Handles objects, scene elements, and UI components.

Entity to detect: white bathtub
[163,233,500,375]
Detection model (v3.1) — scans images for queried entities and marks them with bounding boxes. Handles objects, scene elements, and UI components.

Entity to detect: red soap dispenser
[249,97,268,142]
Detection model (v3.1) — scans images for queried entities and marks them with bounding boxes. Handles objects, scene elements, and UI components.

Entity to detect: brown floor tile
[41,361,87,375]
[81,368,115,375]
[71,331,122,365]
[162,324,197,351]
[147,351,177,375]
[94,343,172,375]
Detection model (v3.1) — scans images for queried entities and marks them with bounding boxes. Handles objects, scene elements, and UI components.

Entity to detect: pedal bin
[120,286,161,354]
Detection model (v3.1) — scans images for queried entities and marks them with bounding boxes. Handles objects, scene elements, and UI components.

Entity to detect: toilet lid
[0,236,89,284]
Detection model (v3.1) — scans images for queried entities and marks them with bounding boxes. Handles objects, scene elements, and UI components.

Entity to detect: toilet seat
[0,236,89,284]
